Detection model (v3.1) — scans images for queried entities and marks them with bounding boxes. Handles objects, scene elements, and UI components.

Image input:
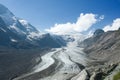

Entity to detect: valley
[12,39,107,80]
[13,41,92,80]
[0,2,120,80]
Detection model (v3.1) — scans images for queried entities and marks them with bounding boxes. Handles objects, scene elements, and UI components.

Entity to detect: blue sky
[0,0,120,34]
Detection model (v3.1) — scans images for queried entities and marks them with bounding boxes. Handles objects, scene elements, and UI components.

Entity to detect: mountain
[79,29,120,80]
[0,3,67,80]
[80,29,120,63]
[0,3,65,49]
[79,29,105,48]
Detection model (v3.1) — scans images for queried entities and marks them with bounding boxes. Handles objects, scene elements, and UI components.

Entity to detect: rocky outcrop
[71,69,89,80]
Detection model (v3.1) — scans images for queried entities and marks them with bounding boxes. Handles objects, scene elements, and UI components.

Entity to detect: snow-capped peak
[19,19,28,26]
[27,32,45,40]
[18,19,39,33]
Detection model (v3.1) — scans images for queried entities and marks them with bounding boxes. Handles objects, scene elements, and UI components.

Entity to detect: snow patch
[0,28,6,32]
[27,32,46,40]
[19,19,28,25]
[11,38,17,42]
[19,19,35,32]
[9,23,26,34]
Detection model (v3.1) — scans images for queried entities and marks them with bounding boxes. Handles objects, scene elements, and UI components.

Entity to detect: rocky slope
[0,48,50,80]
[79,29,120,80]
[80,29,120,64]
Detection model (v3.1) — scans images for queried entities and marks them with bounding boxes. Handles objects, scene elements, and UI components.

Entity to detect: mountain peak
[0,4,9,14]
[94,29,104,36]
[19,19,29,25]
[0,3,14,16]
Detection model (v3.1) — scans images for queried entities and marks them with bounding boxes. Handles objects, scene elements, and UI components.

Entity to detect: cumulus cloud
[103,18,120,32]
[45,13,104,35]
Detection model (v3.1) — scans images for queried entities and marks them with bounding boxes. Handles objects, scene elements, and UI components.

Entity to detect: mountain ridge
[80,29,120,64]
[0,3,66,49]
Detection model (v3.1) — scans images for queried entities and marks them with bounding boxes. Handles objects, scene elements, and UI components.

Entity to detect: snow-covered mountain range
[0,3,73,49]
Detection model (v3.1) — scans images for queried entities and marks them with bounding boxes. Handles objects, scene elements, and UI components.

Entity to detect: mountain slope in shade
[0,3,65,48]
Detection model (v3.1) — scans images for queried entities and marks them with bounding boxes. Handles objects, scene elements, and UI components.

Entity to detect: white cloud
[45,13,103,35]
[103,18,120,32]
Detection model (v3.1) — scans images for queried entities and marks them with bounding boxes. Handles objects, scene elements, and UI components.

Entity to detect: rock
[90,72,96,80]
[90,72,103,80]
[71,69,89,80]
